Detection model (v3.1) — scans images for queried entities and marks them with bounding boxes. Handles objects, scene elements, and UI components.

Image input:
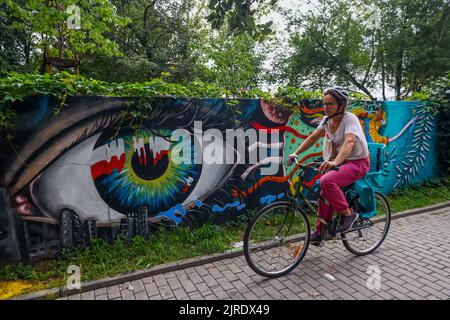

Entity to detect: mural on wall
[0,96,438,263]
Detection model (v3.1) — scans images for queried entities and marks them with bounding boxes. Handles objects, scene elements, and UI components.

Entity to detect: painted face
[323,94,339,117]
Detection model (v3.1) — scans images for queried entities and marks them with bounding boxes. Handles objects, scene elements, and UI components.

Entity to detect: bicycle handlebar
[293,157,339,172]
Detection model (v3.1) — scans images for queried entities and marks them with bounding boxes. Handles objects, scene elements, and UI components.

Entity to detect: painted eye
[31,129,236,225]
[91,129,202,215]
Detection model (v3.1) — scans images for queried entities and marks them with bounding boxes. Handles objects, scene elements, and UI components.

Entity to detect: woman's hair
[324,87,349,109]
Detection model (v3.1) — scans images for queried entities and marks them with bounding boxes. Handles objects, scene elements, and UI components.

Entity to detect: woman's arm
[333,133,357,165]
[319,133,356,173]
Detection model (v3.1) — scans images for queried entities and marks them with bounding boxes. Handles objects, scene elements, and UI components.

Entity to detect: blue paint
[34,95,51,125]
[237,203,247,211]
[370,102,438,193]
[156,204,186,224]
[194,200,203,208]
[212,201,241,213]
[277,192,285,199]
[259,195,277,205]
[364,118,373,143]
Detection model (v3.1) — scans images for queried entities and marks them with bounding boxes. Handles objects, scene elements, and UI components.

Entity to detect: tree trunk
[315,40,375,99]
[395,50,404,101]
[381,52,386,101]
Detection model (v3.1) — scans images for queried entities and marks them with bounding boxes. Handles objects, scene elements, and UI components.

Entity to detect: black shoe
[310,232,324,247]
[336,210,359,233]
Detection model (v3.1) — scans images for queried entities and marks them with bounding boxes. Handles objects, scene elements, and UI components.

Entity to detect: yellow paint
[289,176,302,196]
[0,280,46,300]
[352,107,388,145]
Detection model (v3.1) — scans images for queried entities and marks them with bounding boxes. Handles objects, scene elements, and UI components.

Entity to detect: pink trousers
[316,157,370,233]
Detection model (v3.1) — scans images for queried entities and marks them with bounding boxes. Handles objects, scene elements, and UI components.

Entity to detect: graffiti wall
[0,96,439,264]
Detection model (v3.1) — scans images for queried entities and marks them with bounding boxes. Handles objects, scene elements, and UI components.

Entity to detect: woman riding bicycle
[287,87,370,246]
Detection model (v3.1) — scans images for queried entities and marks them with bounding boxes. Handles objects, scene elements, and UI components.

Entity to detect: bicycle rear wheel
[243,201,310,278]
[342,192,391,256]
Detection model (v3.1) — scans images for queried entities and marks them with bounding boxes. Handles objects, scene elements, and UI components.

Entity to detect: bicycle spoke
[244,203,310,277]
[342,192,391,255]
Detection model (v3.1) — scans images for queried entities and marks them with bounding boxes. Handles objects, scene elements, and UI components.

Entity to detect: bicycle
[243,151,391,278]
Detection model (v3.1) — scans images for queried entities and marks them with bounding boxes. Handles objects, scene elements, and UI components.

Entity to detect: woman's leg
[316,158,370,233]
[316,193,333,233]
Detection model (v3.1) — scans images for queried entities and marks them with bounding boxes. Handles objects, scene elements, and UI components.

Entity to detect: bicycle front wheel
[243,201,310,278]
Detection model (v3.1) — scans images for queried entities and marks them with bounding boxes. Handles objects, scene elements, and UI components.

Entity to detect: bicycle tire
[243,201,310,278]
[342,192,391,256]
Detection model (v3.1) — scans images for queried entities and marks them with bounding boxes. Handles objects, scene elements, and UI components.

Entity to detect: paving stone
[65,210,450,301]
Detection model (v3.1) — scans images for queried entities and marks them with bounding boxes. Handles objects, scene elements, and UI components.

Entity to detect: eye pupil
[131,144,169,181]
[92,130,202,214]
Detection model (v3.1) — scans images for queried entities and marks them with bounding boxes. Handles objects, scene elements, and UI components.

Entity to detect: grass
[1,176,450,299]
[387,177,450,213]
[0,223,247,299]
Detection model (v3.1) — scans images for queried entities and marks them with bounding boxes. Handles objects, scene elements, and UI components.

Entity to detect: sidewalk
[57,206,450,300]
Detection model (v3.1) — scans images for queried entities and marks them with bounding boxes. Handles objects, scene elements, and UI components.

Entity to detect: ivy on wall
[0,72,371,139]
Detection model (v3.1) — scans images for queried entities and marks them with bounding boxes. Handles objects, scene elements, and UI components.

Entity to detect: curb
[12,249,244,301]
[12,200,450,300]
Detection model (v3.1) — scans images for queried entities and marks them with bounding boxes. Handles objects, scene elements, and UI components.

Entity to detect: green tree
[206,0,276,39]
[0,0,34,73]
[374,0,450,100]
[0,0,129,73]
[281,0,450,100]
[280,0,378,99]
[81,0,209,83]
[196,28,266,96]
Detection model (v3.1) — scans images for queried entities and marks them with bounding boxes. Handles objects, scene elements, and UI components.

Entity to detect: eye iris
[131,144,169,181]
[92,129,201,214]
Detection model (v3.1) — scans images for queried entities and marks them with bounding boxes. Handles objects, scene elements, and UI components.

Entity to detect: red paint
[152,150,169,166]
[301,102,324,114]
[291,138,296,144]
[17,203,32,215]
[143,148,147,166]
[236,152,323,198]
[305,174,321,188]
[91,153,126,180]
[181,184,190,193]
[15,195,27,205]
[250,121,309,139]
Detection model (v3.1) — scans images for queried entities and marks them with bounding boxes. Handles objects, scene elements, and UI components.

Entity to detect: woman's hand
[287,154,298,166]
[319,160,338,174]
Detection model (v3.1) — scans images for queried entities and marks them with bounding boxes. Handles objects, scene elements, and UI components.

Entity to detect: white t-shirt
[317,112,369,161]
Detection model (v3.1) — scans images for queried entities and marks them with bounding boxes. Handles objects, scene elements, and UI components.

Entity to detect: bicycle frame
[291,160,377,236]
